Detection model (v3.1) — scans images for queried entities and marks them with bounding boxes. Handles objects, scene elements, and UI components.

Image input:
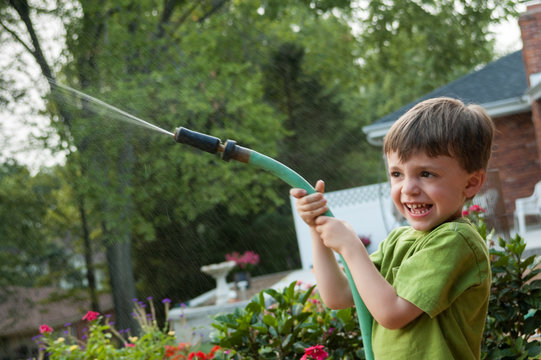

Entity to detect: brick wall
[519,3,541,170]
[519,3,541,79]
[489,112,541,217]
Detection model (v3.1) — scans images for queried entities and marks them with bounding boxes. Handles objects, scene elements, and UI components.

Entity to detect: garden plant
[211,281,363,359]
[34,204,540,359]
[462,204,541,359]
[34,298,222,360]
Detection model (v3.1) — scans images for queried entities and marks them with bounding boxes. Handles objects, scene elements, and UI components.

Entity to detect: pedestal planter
[233,271,251,289]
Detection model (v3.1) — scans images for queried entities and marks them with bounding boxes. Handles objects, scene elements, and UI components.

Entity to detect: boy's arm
[290,181,354,308]
[315,216,424,329]
[309,226,355,309]
[292,180,424,329]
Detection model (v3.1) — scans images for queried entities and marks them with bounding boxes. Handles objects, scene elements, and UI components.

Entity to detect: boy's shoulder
[387,218,485,247]
[430,218,484,242]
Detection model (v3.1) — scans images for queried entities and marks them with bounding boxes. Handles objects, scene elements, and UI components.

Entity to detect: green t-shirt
[368,218,491,359]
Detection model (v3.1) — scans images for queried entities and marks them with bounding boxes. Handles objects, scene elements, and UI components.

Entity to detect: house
[363,3,541,237]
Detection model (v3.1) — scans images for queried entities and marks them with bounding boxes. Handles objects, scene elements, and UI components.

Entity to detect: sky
[0,7,527,174]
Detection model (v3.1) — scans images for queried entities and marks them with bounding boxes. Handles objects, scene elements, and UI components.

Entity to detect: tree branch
[197,0,230,24]
[171,0,200,29]
[0,19,34,55]
[8,0,53,81]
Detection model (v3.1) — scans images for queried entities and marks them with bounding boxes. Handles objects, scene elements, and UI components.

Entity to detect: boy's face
[387,150,484,231]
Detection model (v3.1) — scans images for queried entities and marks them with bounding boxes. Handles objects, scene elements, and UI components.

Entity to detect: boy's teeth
[407,204,430,214]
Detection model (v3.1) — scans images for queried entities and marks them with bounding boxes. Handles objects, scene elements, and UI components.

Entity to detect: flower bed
[33,298,222,360]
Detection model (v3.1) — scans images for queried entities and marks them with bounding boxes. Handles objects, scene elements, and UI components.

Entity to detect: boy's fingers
[298,196,326,210]
[315,180,325,193]
[314,216,330,225]
[299,204,328,217]
[290,188,307,198]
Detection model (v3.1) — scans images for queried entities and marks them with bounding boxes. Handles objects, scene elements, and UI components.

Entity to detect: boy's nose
[401,178,420,195]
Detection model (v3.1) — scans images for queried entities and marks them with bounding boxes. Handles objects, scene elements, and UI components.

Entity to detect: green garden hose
[174,127,374,359]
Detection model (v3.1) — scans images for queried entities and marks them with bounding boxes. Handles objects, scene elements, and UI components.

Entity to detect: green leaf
[281,332,293,348]
[246,301,263,315]
[300,284,317,304]
[262,314,278,328]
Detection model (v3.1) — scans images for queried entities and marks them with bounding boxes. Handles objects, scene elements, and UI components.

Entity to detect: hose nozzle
[174,127,251,163]
[174,127,221,154]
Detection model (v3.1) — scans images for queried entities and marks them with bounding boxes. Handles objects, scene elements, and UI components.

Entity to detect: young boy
[290,97,493,359]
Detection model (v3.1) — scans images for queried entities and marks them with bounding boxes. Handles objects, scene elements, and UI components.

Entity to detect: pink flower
[225,250,260,269]
[462,210,470,216]
[301,344,329,360]
[125,343,135,348]
[469,204,486,213]
[39,324,53,334]
[358,235,371,247]
[82,310,100,322]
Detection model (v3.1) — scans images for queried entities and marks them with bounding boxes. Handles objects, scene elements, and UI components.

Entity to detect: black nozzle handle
[174,127,221,154]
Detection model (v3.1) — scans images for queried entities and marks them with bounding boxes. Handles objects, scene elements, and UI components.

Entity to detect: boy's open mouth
[405,203,432,215]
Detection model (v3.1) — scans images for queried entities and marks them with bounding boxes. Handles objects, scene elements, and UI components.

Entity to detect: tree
[0,161,66,289]
[356,0,521,119]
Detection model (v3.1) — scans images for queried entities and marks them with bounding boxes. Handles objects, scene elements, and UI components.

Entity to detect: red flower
[301,344,329,360]
[208,345,220,356]
[125,343,135,348]
[39,324,53,334]
[165,345,178,357]
[82,310,100,322]
[164,345,189,360]
[188,351,207,360]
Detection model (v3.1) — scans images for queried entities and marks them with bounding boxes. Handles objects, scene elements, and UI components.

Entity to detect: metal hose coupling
[174,127,251,163]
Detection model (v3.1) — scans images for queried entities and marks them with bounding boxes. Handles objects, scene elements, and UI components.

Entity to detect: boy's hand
[290,180,328,226]
[314,216,359,255]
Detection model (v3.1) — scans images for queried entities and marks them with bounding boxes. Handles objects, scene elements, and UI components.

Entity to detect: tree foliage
[356,0,521,118]
[0,161,67,289]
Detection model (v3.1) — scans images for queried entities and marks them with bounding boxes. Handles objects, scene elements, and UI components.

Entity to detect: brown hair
[383,97,494,173]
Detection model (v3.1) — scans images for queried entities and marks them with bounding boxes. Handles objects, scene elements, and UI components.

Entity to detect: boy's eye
[390,171,401,178]
[420,171,433,177]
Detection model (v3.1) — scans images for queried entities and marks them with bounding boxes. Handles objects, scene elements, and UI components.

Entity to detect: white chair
[515,181,541,235]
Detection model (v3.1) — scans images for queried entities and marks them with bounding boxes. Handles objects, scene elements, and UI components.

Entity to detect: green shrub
[210,281,363,359]
[464,203,541,359]
[481,233,541,359]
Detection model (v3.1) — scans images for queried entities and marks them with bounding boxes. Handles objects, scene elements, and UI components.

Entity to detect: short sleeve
[394,229,487,317]
[369,227,409,271]
[369,241,384,270]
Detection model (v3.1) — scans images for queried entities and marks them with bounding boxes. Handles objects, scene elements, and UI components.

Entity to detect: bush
[481,233,541,359]
[465,204,541,359]
[210,281,364,359]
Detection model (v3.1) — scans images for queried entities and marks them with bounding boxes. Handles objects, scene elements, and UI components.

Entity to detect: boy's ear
[464,169,486,198]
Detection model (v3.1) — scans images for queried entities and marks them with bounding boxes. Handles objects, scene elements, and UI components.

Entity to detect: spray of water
[50,81,175,137]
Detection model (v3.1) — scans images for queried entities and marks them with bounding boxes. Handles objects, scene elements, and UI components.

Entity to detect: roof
[0,287,113,337]
[363,50,530,144]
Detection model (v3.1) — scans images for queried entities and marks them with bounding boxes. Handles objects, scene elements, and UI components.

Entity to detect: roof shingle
[372,51,528,126]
